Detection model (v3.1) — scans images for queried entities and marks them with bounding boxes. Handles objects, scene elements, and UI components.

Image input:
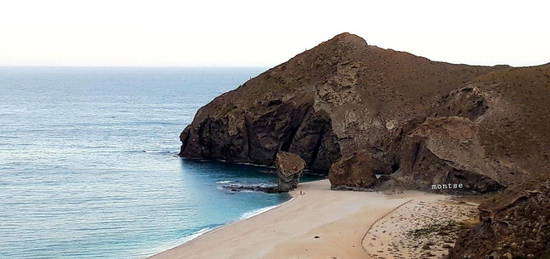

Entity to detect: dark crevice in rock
[391,161,400,173]
[309,126,341,173]
[410,141,422,172]
[280,107,310,152]
[197,118,212,158]
[308,125,326,167]
[267,99,283,106]
[286,108,340,173]
[244,115,253,160]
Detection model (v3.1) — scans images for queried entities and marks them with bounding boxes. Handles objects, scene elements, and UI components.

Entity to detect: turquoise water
[0,67,301,258]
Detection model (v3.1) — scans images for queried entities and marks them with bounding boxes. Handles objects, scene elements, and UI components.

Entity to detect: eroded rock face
[275,152,306,192]
[328,153,390,190]
[178,33,550,257]
[395,116,505,194]
[179,32,498,176]
[450,178,550,258]
[179,32,550,196]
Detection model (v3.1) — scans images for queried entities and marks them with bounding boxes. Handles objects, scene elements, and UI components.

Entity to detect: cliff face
[179,32,550,257]
[395,65,550,193]
[182,33,491,172]
[180,32,549,193]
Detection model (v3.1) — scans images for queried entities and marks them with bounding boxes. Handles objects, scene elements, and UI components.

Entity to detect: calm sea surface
[0,67,302,258]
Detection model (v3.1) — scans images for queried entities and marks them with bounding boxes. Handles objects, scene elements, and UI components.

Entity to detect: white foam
[139,227,216,257]
[140,205,281,257]
[239,205,278,220]
[216,180,234,184]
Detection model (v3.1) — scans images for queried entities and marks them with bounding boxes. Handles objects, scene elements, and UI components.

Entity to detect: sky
[1,0,549,67]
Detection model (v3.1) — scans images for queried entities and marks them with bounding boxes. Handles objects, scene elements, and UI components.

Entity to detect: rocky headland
[178,33,550,258]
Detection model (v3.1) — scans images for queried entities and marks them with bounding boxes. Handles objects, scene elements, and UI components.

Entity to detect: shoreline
[150,180,473,259]
[146,193,297,257]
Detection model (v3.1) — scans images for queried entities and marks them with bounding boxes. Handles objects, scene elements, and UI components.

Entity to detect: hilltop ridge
[178,33,550,258]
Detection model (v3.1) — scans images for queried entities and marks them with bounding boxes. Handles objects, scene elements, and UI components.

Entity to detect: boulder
[275,152,306,192]
[328,153,390,190]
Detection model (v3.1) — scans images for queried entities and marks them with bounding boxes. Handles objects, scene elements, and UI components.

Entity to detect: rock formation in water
[221,183,280,193]
[179,32,550,256]
[275,151,306,192]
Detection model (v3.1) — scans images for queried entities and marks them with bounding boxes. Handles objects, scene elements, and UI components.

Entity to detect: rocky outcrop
[383,64,550,194]
[221,183,280,193]
[394,116,505,194]
[450,178,550,258]
[178,32,550,257]
[179,33,550,191]
[275,152,306,192]
[328,153,390,190]
[179,32,498,176]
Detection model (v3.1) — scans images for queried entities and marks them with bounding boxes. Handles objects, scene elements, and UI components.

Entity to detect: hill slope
[178,32,550,258]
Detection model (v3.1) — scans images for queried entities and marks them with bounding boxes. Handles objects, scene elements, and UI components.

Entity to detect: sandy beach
[151,180,476,259]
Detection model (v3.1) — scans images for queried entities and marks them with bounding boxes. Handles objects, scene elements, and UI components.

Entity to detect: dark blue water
[0,67,295,258]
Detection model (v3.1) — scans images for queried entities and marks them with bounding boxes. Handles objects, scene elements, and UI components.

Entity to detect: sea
[0,67,316,258]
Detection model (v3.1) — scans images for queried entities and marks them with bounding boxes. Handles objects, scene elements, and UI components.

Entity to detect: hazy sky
[1,0,549,67]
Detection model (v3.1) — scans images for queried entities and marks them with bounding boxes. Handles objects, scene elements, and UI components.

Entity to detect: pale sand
[151,180,457,259]
[364,199,478,259]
